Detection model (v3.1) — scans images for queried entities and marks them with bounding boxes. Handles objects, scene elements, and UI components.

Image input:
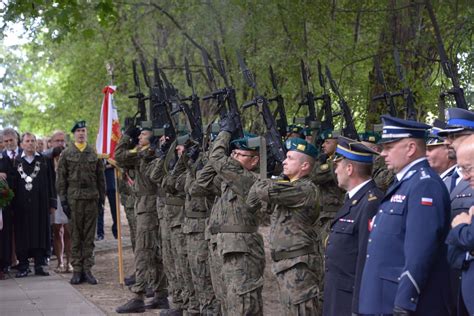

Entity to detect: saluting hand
[0,172,7,180]
[451,212,472,228]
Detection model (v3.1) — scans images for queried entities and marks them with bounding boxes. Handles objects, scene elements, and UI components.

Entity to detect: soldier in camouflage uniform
[145,143,184,315]
[193,158,226,314]
[248,137,321,316]
[114,127,169,314]
[118,169,138,286]
[183,145,220,315]
[56,121,105,285]
[118,169,137,251]
[162,144,199,316]
[206,116,266,315]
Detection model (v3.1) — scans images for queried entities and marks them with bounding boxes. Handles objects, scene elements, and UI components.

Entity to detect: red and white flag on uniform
[96,85,121,159]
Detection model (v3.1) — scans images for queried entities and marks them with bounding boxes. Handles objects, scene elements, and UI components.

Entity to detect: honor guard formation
[1,38,474,316]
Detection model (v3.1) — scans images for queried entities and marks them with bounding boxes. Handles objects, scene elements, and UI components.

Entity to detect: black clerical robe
[13,154,56,257]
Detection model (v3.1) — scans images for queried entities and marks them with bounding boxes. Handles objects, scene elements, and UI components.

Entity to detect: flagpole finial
[106,61,115,85]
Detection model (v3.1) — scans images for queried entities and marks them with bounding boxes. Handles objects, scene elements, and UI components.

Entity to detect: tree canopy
[1,0,473,140]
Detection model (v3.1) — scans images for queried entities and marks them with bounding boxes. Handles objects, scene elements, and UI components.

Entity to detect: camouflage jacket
[248,176,320,254]
[56,143,105,201]
[372,155,394,193]
[310,157,344,216]
[145,157,167,219]
[182,156,213,233]
[207,131,262,254]
[118,170,136,209]
[162,154,187,228]
[115,135,156,197]
[192,160,222,241]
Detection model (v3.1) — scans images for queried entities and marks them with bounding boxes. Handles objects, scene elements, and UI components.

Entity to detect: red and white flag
[96,85,121,159]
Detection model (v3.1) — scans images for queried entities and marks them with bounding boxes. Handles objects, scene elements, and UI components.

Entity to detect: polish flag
[421,197,433,206]
[96,86,121,159]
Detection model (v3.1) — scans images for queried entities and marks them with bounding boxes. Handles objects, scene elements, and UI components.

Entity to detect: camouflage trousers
[124,205,136,252]
[69,199,98,273]
[186,232,220,315]
[130,195,167,297]
[209,240,226,314]
[219,233,265,316]
[160,218,183,308]
[274,255,322,316]
[170,226,199,314]
[316,209,339,297]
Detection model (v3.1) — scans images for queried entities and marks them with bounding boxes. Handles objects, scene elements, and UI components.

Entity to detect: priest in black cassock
[13,132,56,277]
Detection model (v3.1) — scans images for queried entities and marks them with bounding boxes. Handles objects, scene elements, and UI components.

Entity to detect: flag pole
[106,62,124,285]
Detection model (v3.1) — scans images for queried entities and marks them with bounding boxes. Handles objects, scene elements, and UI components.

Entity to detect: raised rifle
[202,42,244,139]
[371,56,401,117]
[237,51,287,168]
[393,47,417,120]
[315,59,335,132]
[127,60,150,127]
[268,65,288,137]
[325,65,359,140]
[425,1,467,109]
[144,59,176,140]
[296,60,318,130]
[173,57,204,145]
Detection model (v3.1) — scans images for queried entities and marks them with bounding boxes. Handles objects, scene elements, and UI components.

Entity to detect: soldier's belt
[185,210,210,219]
[135,190,156,196]
[271,246,315,262]
[166,196,185,206]
[209,225,258,234]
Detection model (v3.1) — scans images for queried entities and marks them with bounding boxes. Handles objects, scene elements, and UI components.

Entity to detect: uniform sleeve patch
[421,197,433,206]
[320,164,329,171]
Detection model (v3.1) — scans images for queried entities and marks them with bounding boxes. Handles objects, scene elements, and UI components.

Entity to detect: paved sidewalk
[0,272,105,316]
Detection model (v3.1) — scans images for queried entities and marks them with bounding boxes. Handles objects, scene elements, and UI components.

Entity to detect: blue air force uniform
[323,137,384,316]
[359,116,453,315]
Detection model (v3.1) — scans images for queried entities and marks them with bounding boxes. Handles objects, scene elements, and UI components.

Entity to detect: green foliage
[0,0,472,140]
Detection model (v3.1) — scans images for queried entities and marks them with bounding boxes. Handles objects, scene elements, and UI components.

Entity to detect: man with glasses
[323,136,383,316]
[359,115,452,315]
[204,115,265,315]
[438,108,474,316]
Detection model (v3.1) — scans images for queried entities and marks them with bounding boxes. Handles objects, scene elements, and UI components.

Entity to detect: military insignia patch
[339,218,355,223]
[320,164,329,171]
[352,200,358,205]
[368,194,377,201]
[390,194,406,203]
[297,144,306,151]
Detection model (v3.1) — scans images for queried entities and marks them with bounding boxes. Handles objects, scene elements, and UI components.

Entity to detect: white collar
[396,157,427,181]
[348,179,372,199]
[440,164,457,180]
[21,151,40,158]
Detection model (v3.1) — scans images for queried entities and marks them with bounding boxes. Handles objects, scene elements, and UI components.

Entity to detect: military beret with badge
[71,120,87,133]
[285,137,318,159]
[230,132,260,151]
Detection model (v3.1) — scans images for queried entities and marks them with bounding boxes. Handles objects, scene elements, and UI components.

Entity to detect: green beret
[230,132,259,151]
[287,124,303,134]
[302,127,313,137]
[359,131,381,144]
[71,120,87,133]
[285,138,318,159]
[319,129,340,140]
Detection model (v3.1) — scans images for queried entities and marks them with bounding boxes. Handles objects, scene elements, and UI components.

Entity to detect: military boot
[70,272,82,284]
[144,296,170,309]
[82,271,98,285]
[124,273,136,286]
[116,298,145,314]
[159,309,183,316]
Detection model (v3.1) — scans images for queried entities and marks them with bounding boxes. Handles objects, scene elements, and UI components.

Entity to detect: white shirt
[21,151,40,164]
[348,179,372,199]
[396,157,427,181]
[440,164,457,181]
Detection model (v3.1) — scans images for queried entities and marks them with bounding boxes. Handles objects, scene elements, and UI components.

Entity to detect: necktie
[450,171,460,193]
[344,193,350,205]
[10,151,15,160]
